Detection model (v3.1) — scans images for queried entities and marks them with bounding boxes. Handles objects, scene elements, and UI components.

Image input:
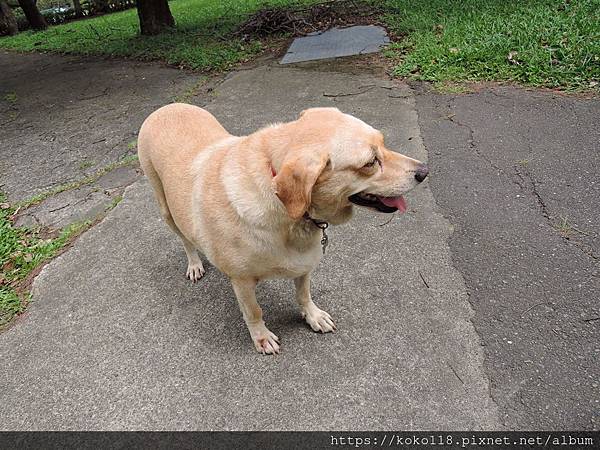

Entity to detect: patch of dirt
[234,0,386,40]
[289,52,390,77]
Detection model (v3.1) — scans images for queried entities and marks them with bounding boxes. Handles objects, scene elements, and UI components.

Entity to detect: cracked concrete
[1,49,597,430]
[413,82,600,429]
[0,59,500,430]
[0,51,202,230]
[14,165,141,229]
[447,110,599,263]
[439,90,598,265]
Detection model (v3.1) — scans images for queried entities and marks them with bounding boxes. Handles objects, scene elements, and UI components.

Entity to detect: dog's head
[273,107,428,224]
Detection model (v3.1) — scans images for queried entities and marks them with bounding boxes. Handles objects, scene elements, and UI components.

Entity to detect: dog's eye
[363,158,378,168]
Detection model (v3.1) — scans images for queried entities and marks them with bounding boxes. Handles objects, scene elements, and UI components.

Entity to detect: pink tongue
[378,195,407,213]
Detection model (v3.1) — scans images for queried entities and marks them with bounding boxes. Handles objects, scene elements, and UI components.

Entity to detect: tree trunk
[72,0,82,17]
[17,0,47,30]
[93,0,110,14]
[0,0,18,35]
[136,0,174,35]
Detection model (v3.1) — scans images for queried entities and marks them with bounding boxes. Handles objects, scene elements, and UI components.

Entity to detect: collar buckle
[303,213,329,254]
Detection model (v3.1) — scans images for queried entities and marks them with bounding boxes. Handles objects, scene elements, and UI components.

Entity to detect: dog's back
[138,103,230,239]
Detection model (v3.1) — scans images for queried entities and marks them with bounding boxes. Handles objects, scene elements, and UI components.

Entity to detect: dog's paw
[186,262,205,283]
[249,324,280,355]
[302,306,336,333]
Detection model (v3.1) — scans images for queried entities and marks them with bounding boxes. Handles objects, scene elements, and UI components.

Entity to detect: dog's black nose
[415,164,429,182]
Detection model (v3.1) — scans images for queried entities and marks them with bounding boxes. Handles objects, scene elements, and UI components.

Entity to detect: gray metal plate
[280,25,389,64]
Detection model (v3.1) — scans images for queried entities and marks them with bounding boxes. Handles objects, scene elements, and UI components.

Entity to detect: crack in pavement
[514,163,598,261]
[444,112,507,177]
[444,103,598,264]
[413,94,504,425]
[513,164,551,219]
[322,85,376,97]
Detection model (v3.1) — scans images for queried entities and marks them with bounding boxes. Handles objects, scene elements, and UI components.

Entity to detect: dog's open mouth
[348,192,407,213]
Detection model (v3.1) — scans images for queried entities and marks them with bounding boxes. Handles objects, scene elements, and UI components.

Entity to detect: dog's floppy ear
[273,149,330,220]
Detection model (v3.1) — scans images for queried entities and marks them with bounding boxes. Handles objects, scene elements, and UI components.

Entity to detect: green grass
[173,76,209,102]
[1,0,598,88]
[554,215,590,238]
[105,195,124,212]
[0,194,90,326]
[4,92,18,104]
[0,153,137,327]
[382,0,600,90]
[0,0,320,71]
[78,160,94,170]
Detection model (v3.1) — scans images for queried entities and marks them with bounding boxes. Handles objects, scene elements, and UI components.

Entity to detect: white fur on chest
[259,231,323,279]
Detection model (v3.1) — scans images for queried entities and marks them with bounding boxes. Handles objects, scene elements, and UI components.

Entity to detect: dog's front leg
[294,273,336,333]
[231,278,280,354]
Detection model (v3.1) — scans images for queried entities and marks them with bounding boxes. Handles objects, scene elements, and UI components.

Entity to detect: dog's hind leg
[143,163,205,282]
[169,218,205,283]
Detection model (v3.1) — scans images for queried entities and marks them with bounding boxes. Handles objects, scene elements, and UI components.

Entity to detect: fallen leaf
[0,202,10,209]
[507,51,521,65]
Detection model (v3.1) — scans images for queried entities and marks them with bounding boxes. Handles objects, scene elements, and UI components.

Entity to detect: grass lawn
[0,0,598,89]
[0,193,90,327]
[381,0,600,90]
[0,0,321,71]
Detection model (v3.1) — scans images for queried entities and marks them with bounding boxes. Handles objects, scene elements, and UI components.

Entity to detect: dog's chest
[263,247,322,279]
[259,231,323,279]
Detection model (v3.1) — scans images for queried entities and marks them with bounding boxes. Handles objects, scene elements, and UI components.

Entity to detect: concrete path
[0,51,198,230]
[0,51,198,202]
[415,84,600,430]
[2,51,598,431]
[0,61,500,430]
